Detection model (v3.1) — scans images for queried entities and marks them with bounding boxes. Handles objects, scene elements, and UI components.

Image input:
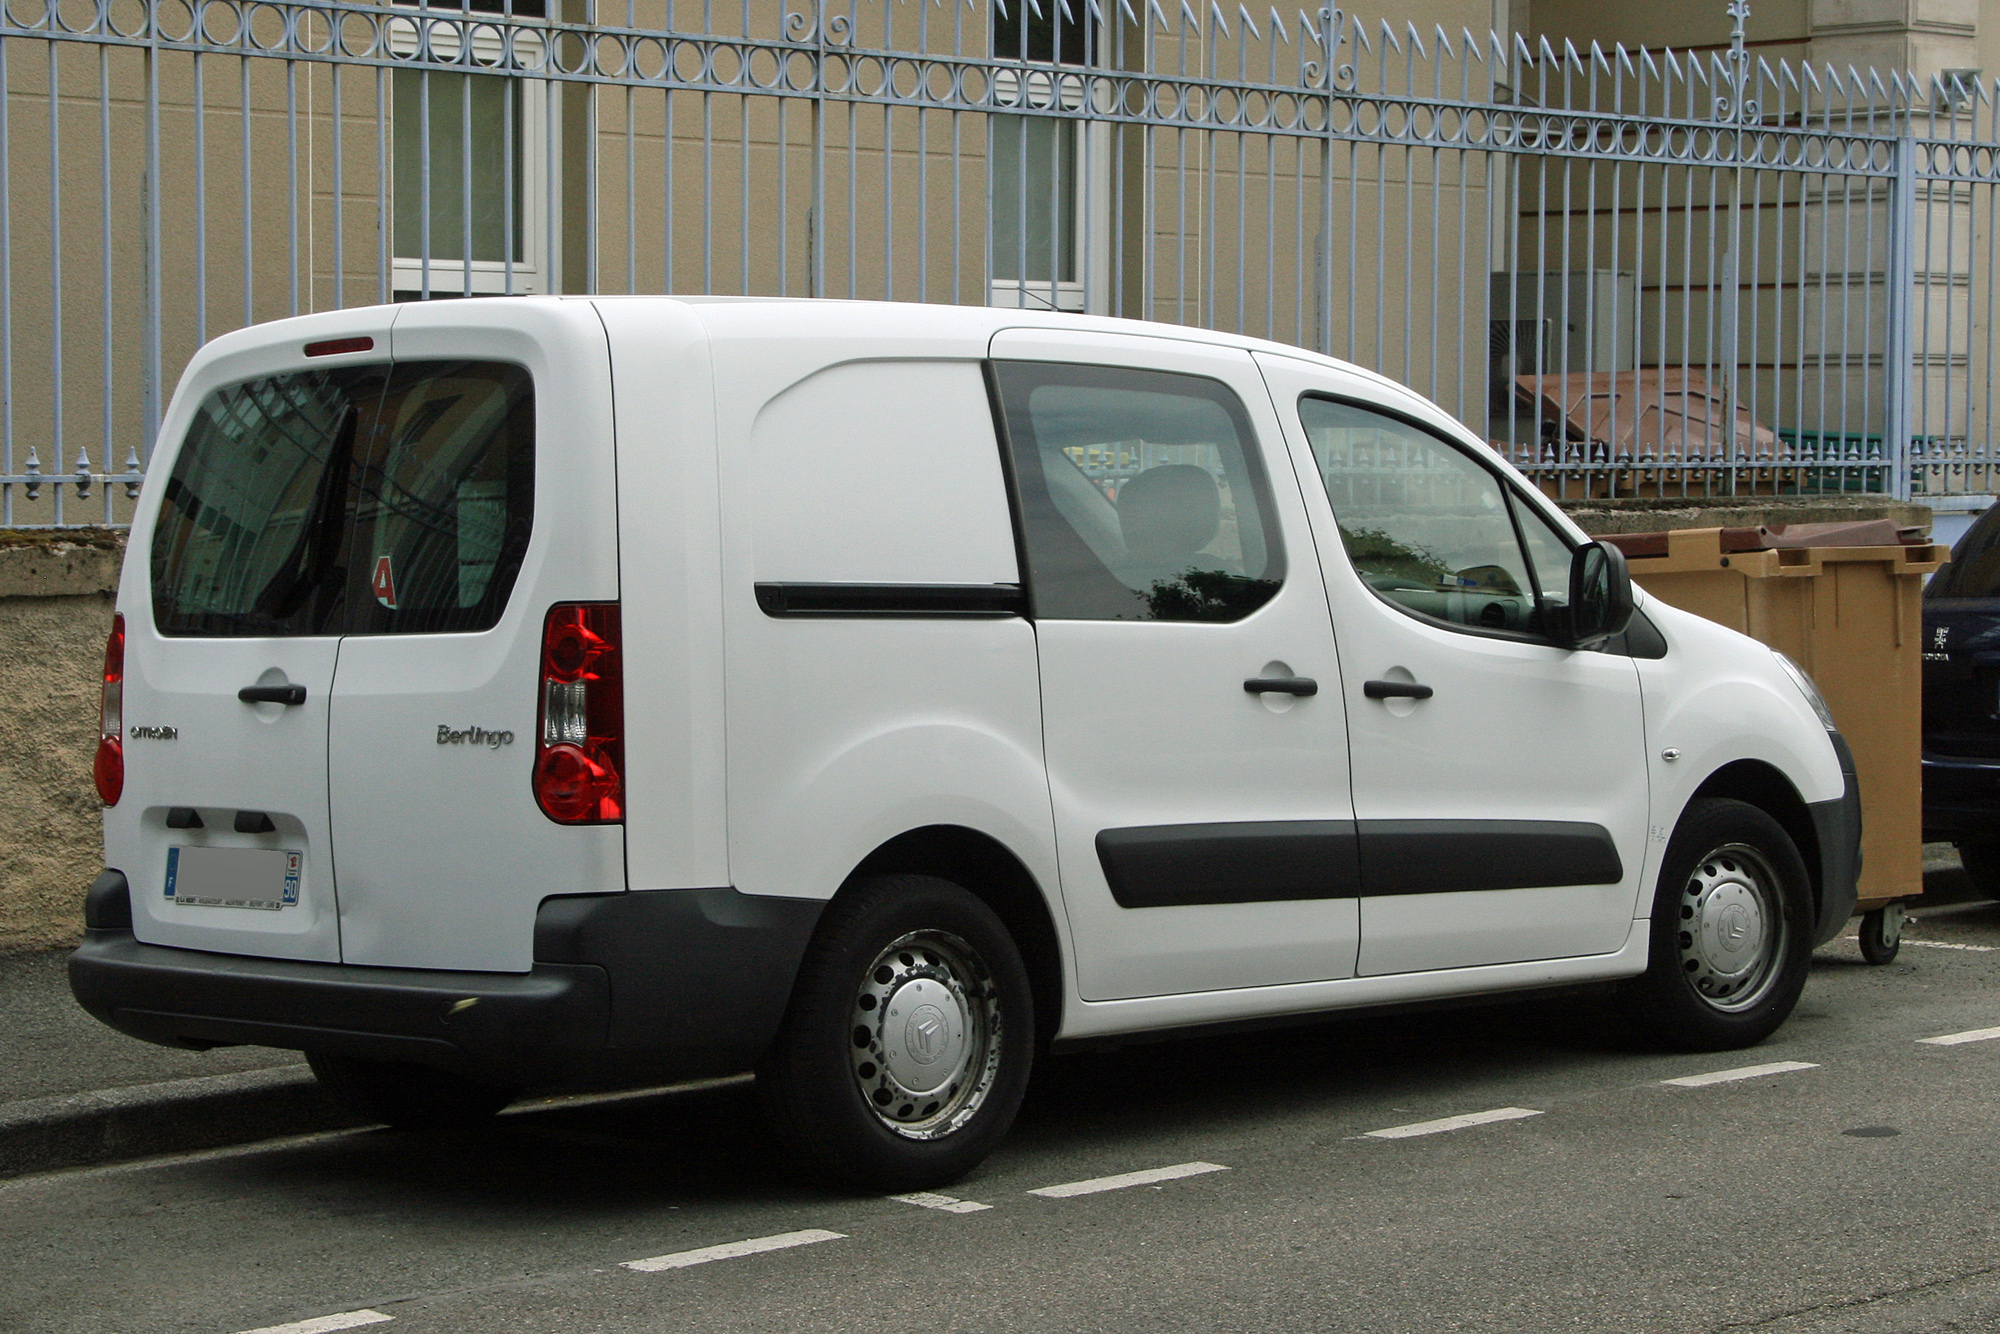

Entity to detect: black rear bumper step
[69,886,825,1089]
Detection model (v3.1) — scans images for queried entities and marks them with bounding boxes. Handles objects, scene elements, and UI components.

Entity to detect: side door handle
[1363,679,1434,700]
[238,684,307,706]
[1244,676,1318,697]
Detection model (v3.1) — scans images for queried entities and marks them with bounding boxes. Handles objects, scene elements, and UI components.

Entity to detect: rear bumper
[1922,751,2000,845]
[1806,732,1864,946]
[69,886,824,1089]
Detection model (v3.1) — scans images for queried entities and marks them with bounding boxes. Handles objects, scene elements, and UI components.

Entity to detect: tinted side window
[1929,503,2000,600]
[1297,396,1543,636]
[151,360,533,637]
[992,361,1284,622]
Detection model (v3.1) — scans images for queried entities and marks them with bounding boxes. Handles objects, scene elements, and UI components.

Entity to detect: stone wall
[1558,493,1932,538]
[0,533,119,953]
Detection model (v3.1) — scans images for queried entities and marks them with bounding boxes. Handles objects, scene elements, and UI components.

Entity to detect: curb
[0,1065,365,1179]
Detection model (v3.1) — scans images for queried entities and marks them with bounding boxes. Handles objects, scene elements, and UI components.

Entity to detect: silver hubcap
[1678,843,1786,1012]
[849,930,1002,1141]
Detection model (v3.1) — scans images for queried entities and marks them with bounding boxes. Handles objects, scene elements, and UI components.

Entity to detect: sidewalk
[0,947,359,1177]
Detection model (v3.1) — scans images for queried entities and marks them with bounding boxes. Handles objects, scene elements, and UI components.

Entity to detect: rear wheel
[756,874,1034,1191]
[1956,841,2000,899]
[307,1053,517,1130]
[1619,798,1813,1051]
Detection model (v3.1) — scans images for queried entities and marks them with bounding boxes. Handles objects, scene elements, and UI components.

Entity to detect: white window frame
[387,11,557,297]
[987,67,1112,314]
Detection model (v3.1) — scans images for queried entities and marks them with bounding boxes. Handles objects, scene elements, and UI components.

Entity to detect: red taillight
[533,603,622,824]
[94,614,124,806]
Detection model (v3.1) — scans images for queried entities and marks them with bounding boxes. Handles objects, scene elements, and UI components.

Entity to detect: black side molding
[1356,820,1623,894]
[1096,818,1624,907]
[1096,821,1362,907]
[754,582,1026,618]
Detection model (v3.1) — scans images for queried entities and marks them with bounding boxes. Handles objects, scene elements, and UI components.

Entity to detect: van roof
[190,294,1421,417]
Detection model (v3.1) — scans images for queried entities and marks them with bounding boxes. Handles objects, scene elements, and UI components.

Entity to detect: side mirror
[1564,540,1634,650]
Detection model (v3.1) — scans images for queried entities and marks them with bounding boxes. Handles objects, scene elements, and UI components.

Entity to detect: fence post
[1884,131,1918,501]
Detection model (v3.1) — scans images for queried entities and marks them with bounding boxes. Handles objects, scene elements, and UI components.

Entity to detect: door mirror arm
[1558,540,1635,651]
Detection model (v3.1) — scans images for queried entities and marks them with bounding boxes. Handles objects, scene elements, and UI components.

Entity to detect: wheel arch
[1686,760,1822,905]
[844,825,1066,1051]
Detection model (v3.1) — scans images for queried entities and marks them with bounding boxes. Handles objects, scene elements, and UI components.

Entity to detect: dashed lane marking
[1363,1107,1542,1139]
[236,1312,393,1334]
[1920,1025,2000,1046]
[1028,1161,1230,1198]
[1661,1060,1819,1087]
[890,1192,992,1213]
[622,1229,846,1273]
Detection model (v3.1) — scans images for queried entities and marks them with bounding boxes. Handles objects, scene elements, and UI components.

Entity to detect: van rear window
[151,360,534,637]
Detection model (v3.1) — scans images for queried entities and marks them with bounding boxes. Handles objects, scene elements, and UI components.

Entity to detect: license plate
[164,847,302,911]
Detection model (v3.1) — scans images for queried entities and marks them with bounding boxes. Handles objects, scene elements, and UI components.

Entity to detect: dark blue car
[1924,504,2000,897]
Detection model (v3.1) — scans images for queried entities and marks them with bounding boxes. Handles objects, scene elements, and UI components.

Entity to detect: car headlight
[1773,650,1839,731]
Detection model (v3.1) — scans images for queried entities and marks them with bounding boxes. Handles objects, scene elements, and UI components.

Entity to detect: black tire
[1619,798,1814,1051]
[756,874,1034,1192]
[1858,903,1904,965]
[307,1052,517,1130]
[1956,842,2000,899]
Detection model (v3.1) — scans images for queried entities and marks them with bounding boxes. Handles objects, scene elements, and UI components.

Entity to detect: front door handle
[1244,676,1318,697]
[238,684,307,706]
[1363,679,1434,700]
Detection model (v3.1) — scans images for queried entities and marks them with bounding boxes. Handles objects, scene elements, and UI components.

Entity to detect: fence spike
[1239,5,1259,42]
[1270,6,1289,44]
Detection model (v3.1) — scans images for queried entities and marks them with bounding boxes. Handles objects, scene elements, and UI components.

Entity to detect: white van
[70,298,1859,1189]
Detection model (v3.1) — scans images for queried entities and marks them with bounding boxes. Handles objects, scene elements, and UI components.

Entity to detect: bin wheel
[1859,901,1906,965]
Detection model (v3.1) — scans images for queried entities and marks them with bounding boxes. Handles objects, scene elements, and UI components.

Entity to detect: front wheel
[1619,798,1814,1051]
[756,874,1034,1191]
[1957,842,2000,899]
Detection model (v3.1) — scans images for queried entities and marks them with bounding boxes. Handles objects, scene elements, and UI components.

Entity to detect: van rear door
[121,334,396,962]
[327,300,622,973]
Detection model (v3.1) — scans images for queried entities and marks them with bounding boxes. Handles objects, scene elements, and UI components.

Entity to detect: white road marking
[236,1312,393,1334]
[1364,1107,1543,1139]
[1840,935,1997,953]
[1661,1060,1819,1087]
[1920,1025,2000,1046]
[622,1229,845,1273]
[889,1191,992,1213]
[1028,1161,1230,1198]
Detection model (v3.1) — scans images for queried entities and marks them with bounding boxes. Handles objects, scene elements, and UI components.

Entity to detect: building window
[389,0,554,298]
[989,0,1107,312]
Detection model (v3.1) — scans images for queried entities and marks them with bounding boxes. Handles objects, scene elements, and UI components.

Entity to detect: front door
[1256,353,1650,976]
[991,329,1358,1001]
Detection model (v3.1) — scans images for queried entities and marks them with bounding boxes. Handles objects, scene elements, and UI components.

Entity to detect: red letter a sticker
[372,554,398,609]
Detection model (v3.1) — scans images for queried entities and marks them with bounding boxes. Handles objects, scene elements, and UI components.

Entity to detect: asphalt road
[9,894,2000,1334]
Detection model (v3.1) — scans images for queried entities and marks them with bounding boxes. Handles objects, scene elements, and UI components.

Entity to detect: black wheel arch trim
[1682,739,1860,950]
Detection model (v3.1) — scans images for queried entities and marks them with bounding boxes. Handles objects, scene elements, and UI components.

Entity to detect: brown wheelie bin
[1601,522,1947,963]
